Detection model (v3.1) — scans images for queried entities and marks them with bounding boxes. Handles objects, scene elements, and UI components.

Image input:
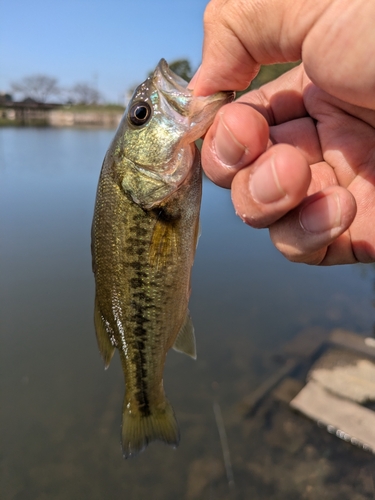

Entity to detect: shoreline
[0,105,125,128]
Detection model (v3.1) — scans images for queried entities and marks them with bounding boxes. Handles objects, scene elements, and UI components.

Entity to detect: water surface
[1,128,374,499]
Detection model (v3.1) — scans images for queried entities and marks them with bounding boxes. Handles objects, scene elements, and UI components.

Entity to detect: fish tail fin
[121,398,180,459]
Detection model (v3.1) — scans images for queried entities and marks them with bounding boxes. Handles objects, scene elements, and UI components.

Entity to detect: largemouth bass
[92,59,233,458]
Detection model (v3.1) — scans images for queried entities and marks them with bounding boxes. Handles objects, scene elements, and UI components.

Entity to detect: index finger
[192,0,308,96]
[237,64,309,125]
[191,0,260,96]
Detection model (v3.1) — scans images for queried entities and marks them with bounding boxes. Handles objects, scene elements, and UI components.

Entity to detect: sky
[0,0,208,103]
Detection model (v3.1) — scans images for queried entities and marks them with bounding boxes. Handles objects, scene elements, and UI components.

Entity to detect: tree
[69,83,102,105]
[169,59,193,82]
[236,62,301,97]
[127,58,195,104]
[11,74,60,102]
[146,58,193,82]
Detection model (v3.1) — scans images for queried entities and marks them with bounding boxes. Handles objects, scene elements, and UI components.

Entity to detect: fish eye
[129,102,152,126]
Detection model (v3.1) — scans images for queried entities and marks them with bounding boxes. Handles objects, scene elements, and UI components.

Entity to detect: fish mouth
[156,59,191,94]
[153,59,194,117]
[153,59,235,139]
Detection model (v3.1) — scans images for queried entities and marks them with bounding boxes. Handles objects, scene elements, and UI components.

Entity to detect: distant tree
[69,83,102,105]
[127,58,195,105]
[169,59,193,82]
[146,58,193,82]
[236,62,301,97]
[11,74,60,102]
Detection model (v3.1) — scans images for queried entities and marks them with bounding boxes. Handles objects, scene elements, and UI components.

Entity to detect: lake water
[1,127,375,499]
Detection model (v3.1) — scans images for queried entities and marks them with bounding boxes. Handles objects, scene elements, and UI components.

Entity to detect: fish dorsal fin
[173,311,197,359]
[94,296,115,369]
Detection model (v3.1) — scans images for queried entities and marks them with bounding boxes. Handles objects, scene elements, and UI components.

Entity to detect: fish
[91,59,234,458]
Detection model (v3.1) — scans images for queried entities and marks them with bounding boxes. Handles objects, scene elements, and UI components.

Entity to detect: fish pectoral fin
[172,311,197,359]
[94,296,115,369]
[149,218,179,269]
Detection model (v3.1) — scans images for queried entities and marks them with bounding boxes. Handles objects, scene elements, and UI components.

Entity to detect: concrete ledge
[48,109,123,127]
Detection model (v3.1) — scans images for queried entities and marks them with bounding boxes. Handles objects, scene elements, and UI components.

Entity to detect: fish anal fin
[122,399,180,459]
[173,311,197,359]
[94,296,115,369]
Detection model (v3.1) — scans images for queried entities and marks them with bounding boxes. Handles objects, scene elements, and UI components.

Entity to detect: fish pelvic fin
[94,296,115,369]
[173,311,197,359]
[121,399,180,459]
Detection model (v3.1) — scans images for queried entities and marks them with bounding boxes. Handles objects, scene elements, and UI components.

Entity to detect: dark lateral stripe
[128,217,153,417]
[129,284,151,416]
[134,344,151,416]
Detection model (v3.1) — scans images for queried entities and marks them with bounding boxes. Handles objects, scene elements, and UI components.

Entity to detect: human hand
[192,0,375,265]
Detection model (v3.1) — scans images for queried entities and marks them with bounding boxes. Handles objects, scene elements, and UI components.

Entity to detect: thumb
[192,0,322,96]
[193,0,375,110]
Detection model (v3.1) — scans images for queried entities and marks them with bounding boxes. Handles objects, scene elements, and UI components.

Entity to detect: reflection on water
[1,128,375,499]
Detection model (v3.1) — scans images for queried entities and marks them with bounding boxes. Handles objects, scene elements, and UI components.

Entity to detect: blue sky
[1,0,208,103]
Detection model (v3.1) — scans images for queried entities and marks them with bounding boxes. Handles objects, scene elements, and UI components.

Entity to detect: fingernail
[249,155,286,204]
[214,114,246,167]
[300,193,342,233]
